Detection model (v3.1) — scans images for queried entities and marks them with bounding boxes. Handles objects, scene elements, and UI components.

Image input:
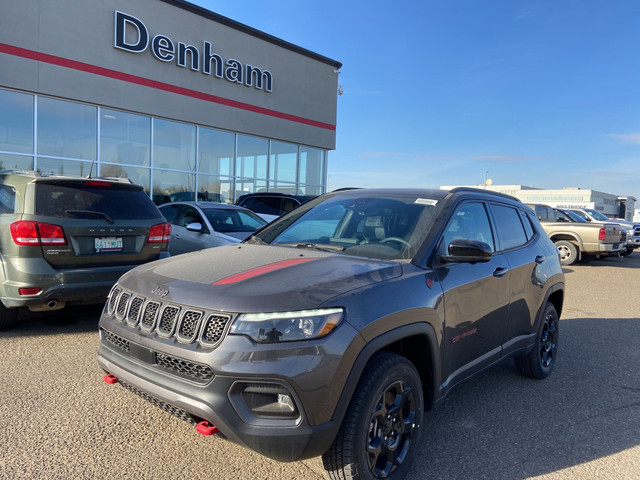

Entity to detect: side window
[519,210,535,240]
[438,202,495,257]
[0,184,16,214]
[490,204,528,251]
[178,206,203,228]
[159,204,182,225]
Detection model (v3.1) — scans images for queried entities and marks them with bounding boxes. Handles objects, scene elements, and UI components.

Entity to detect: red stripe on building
[213,258,317,285]
[0,43,336,131]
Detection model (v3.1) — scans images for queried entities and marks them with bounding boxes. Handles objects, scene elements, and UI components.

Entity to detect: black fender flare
[330,322,441,423]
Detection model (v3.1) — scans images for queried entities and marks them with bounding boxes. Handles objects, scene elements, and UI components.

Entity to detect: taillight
[84,180,111,188]
[598,227,606,241]
[148,222,171,243]
[10,221,66,246]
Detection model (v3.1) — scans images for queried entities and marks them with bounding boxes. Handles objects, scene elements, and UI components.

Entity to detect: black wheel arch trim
[330,322,440,424]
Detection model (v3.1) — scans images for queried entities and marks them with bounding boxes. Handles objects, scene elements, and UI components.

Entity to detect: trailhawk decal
[213,258,317,285]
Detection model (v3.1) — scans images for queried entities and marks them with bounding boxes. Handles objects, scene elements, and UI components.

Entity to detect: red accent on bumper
[196,420,219,436]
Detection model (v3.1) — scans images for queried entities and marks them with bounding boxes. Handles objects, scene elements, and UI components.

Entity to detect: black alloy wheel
[516,302,559,379]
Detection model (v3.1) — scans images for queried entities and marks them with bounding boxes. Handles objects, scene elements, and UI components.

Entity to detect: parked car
[566,208,640,256]
[526,204,623,265]
[235,192,316,221]
[169,191,225,203]
[98,187,564,479]
[158,201,266,255]
[0,171,171,330]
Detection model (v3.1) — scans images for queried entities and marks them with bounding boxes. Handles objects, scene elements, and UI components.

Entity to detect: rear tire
[621,248,634,257]
[555,240,578,266]
[322,352,423,480]
[0,303,18,330]
[516,302,559,379]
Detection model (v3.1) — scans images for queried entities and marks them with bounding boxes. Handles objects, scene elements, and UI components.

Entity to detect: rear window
[35,183,160,220]
[0,184,16,214]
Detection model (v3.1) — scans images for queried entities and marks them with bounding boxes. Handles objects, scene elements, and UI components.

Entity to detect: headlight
[229,308,344,343]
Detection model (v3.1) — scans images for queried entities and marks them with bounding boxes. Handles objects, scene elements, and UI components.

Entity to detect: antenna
[87,157,96,178]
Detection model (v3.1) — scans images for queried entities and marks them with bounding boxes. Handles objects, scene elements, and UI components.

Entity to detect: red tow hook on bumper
[103,373,118,384]
[196,420,219,436]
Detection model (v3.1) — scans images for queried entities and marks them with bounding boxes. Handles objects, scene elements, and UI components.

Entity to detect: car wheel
[621,248,634,257]
[515,302,559,379]
[555,240,578,265]
[322,352,423,480]
[0,303,18,330]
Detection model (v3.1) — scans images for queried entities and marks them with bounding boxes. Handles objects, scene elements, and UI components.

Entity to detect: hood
[118,244,402,312]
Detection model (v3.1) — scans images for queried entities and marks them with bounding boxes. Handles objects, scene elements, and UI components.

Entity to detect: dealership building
[0,0,341,204]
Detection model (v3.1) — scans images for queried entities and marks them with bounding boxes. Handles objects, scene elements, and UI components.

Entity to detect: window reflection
[37,158,94,177]
[100,109,150,166]
[300,146,324,185]
[237,135,267,179]
[270,141,297,183]
[0,89,33,154]
[199,127,234,176]
[199,175,232,203]
[99,164,151,194]
[37,97,96,160]
[0,153,33,171]
[153,170,196,202]
[153,119,196,171]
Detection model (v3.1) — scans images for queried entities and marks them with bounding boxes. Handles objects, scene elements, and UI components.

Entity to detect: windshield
[560,209,587,222]
[585,209,612,222]
[204,208,266,233]
[253,193,439,261]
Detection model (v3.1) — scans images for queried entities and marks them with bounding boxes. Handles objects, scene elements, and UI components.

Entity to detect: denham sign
[114,11,273,92]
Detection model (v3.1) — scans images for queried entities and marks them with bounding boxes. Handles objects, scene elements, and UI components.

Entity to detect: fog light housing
[241,384,299,419]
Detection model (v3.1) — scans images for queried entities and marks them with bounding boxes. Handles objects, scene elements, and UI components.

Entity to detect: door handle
[535,255,545,264]
[493,267,509,277]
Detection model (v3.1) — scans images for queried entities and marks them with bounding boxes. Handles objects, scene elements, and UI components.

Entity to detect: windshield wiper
[65,209,115,225]
[277,242,345,253]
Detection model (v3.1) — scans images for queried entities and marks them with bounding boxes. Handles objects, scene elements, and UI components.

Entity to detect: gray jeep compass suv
[0,171,170,329]
[98,187,564,480]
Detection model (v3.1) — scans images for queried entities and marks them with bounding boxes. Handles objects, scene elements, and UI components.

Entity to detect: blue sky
[193,0,640,201]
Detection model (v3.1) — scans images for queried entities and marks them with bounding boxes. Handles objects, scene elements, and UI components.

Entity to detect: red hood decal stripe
[213,258,317,285]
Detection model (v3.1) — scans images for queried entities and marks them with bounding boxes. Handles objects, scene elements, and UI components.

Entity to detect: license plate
[95,237,123,252]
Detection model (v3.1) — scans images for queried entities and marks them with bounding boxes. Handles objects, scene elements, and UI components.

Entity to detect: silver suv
[0,171,171,329]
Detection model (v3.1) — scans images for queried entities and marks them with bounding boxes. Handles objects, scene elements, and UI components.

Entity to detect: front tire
[322,352,423,480]
[555,240,578,265]
[515,302,559,379]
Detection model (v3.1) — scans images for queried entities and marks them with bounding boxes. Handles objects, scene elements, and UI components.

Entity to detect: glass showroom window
[199,127,234,176]
[100,164,151,195]
[0,89,33,160]
[100,108,151,166]
[153,118,196,172]
[37,97,96,161]
[269,141,297,183]
[37,157,94,177]
[198,174,233,203]
[153,169,196,203]
[237,134,267,180]
[300,146,325,194]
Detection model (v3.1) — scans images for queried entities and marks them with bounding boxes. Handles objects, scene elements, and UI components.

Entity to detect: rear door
[32,180,165,268]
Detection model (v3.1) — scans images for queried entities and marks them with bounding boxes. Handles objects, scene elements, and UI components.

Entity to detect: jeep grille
[106,286,231,348]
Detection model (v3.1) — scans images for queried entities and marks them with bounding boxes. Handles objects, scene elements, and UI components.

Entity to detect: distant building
[440,184,637,222]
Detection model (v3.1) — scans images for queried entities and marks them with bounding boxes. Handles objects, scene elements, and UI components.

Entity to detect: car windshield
[254,193,439,261]
[204,208,266,233]
[585,209,612,222]
[561,209,587,222]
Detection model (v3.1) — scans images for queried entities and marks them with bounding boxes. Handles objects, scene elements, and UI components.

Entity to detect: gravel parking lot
[1,253,639,480]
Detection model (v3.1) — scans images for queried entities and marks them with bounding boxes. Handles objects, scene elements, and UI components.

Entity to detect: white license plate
[95,237,123,252]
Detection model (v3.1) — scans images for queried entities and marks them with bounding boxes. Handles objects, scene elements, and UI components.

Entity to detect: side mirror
[186,222,203,232]
[441,238,492,263]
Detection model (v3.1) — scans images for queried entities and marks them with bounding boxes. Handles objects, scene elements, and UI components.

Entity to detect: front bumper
[96,297,360,461]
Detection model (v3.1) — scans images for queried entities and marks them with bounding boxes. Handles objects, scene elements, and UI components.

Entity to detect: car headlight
[229,308,344,343]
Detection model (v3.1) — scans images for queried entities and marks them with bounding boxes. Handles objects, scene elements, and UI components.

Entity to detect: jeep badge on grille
[151,286,169,298]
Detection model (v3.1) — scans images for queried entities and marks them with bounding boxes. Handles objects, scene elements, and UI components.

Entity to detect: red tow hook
[103,373,118,384]
[196,420,219,436]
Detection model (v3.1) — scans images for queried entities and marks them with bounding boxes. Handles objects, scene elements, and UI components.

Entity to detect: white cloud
[607,133,640,144]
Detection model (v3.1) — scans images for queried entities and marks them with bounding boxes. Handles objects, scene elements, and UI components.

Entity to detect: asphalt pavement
[1,253,638,480]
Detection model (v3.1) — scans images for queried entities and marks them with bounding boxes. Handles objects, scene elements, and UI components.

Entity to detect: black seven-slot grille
[107,285,231,348]
[100,328,214,383]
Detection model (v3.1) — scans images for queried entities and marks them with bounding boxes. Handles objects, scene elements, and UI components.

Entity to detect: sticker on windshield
[415,198,438,206]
